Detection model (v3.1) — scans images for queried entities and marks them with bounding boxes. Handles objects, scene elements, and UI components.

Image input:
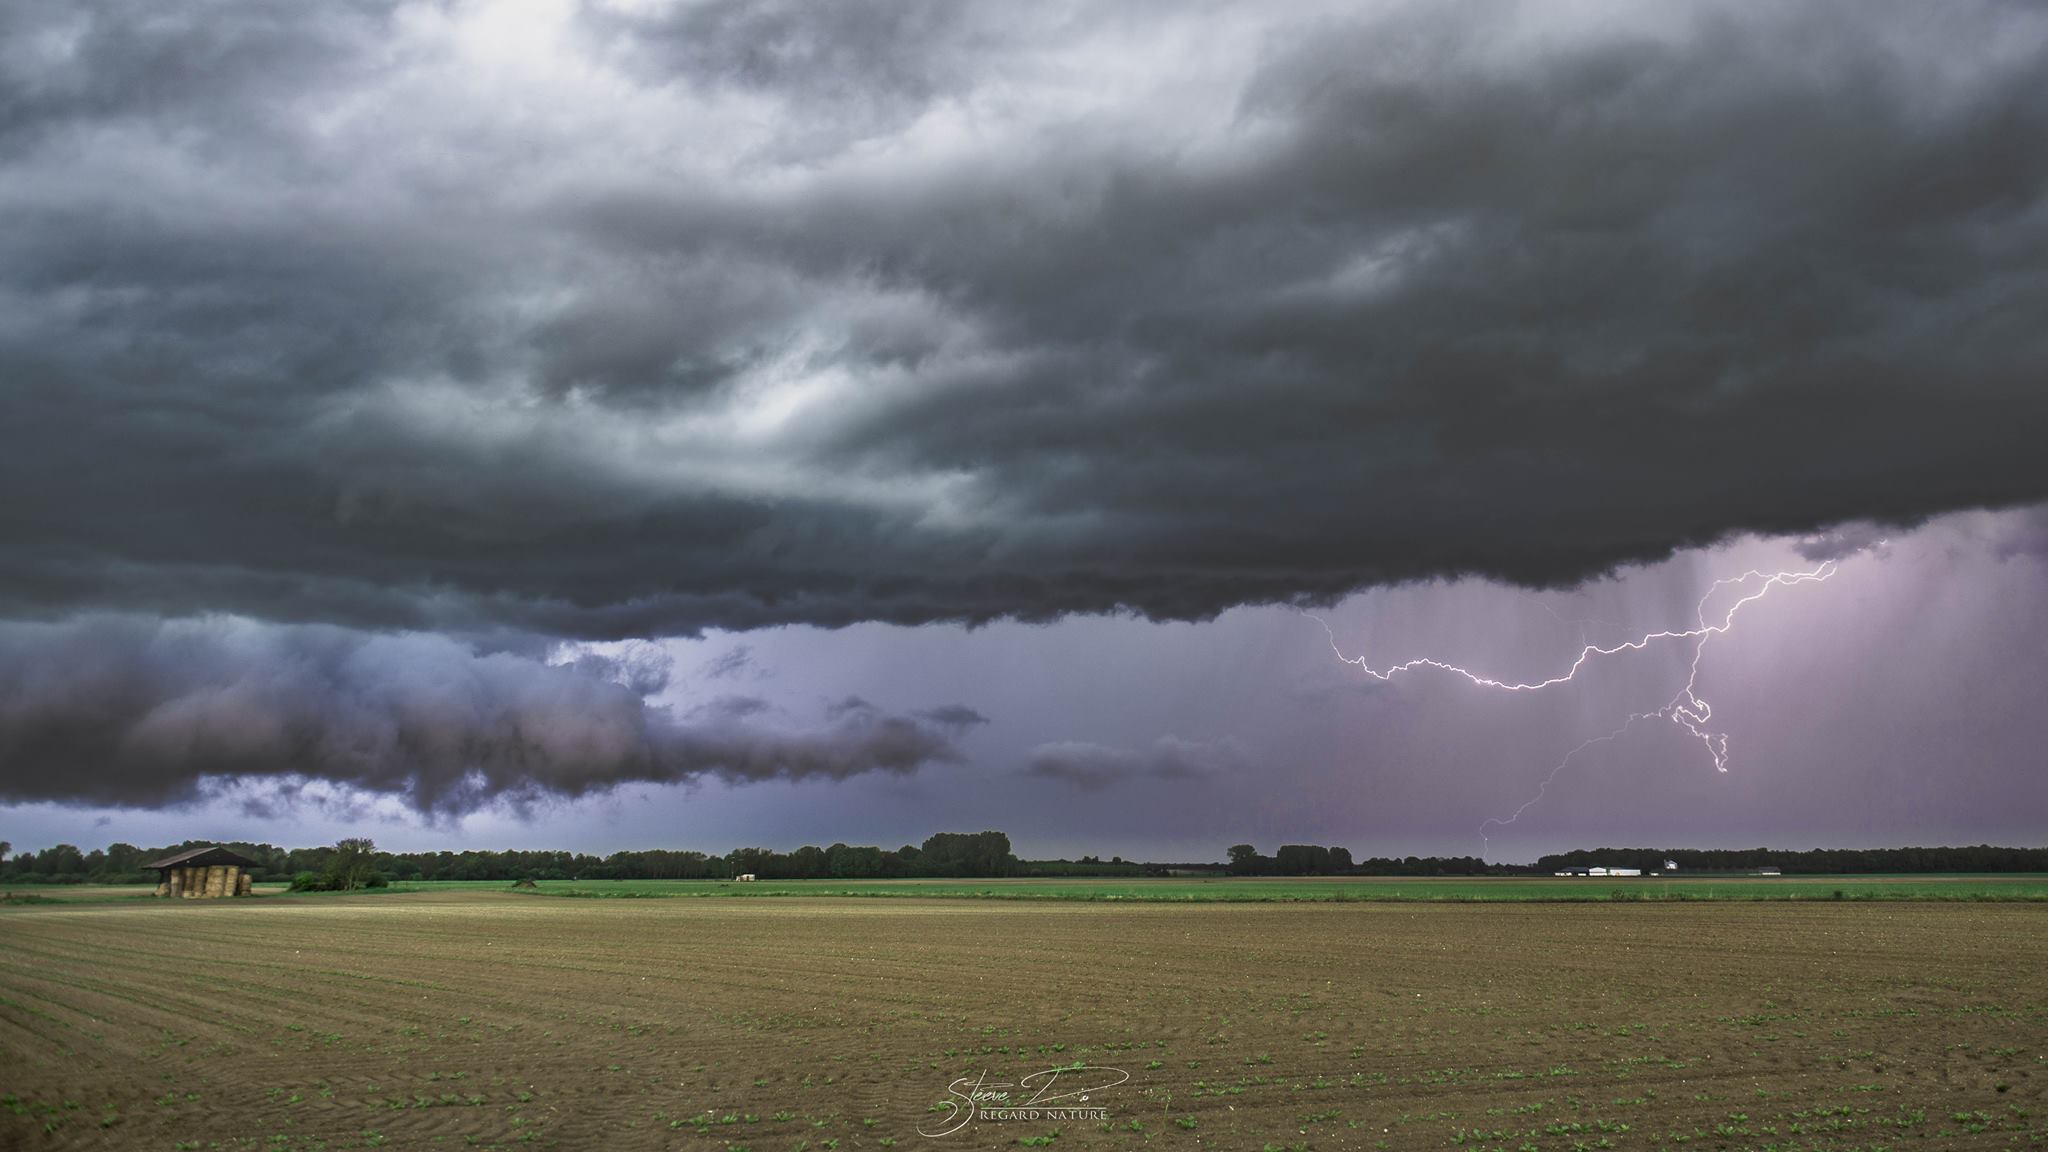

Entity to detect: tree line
[1531,844,2048,875]
[1230,843,2048,876]
[0,831,1021,884]
[728,831,1017,879]
[1227,844,1496,876]
[3,835,2044,884]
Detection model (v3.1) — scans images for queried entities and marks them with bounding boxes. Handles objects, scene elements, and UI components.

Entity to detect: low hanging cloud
[919,704,994,729]
[564,641,676,697]
[687,694,776,724]
[0,617,986,815]
[697,646,755,682]
[1023,737,1244,792]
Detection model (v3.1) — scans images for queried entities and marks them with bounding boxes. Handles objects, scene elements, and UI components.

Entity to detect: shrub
[289,871,384,892]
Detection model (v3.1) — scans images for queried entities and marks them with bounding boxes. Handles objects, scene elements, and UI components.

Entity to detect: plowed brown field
[1,894,2041,1150]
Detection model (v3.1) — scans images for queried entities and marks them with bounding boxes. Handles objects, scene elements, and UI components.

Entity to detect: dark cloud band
[0,616,983,814]
[2,3,2044,637]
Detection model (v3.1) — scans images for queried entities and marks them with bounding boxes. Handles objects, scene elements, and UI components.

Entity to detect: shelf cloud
[0,616,985,814]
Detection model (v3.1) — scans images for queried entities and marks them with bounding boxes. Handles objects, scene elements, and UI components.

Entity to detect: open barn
[145,846,259,899]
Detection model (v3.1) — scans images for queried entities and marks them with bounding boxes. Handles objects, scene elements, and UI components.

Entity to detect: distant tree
[104,842,142,878]
[323,838,380,891]
[1230,844,1284,875]
[919,831,1015,877]
[1274,845,1333,876]
[38,844,86,876]
[1327,847,1354,873]
[790,845,829,877]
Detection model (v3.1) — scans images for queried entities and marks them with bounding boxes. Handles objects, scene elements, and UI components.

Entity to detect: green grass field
[10,873,2047,905]
[392,873,2048,901]
[0,883,293,904]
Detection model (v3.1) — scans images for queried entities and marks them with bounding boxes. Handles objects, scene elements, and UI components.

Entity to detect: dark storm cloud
[0,617,982,814]
[917,704,990,730]
[1023,737,1240,792]
[2,2,2045,637]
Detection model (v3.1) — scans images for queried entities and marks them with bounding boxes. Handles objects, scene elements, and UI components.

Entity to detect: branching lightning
[1313,557,1853,850]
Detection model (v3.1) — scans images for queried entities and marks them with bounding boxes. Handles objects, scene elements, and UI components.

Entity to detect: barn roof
[144,845,260,871]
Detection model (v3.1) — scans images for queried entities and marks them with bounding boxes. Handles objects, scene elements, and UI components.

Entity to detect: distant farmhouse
[146,846,259,898]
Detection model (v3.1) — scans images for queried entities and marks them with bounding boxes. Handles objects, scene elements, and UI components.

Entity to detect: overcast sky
[3,1,2045,861]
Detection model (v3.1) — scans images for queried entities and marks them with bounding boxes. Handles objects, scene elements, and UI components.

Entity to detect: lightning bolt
[1313,556,1854,850]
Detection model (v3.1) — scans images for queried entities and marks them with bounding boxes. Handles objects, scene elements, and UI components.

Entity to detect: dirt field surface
[2,895,2041,1151]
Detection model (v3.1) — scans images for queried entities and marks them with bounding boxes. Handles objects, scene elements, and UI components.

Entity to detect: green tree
[37,843,86,876]
[1275,844,1332,875]
[323,837,380,891]
[104,842,142,876]
[918,831,1014,877]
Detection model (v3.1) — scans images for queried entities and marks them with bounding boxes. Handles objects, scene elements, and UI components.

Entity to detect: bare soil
[1,894,2040,1150]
